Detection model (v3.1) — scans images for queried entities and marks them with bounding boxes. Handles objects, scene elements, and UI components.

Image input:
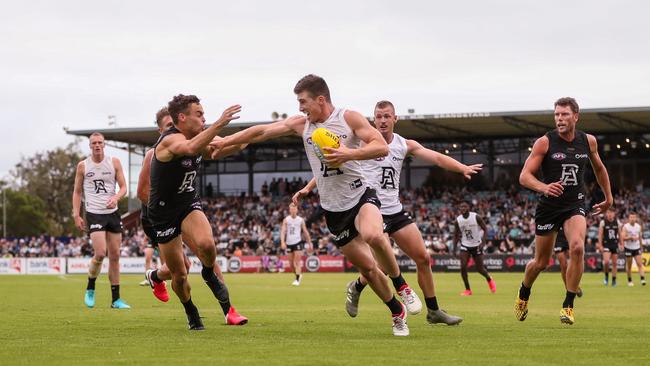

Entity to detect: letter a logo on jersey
[560,164,579,186]
[93,179,107,194]
[380,167,396,189]
[178,171,196,193]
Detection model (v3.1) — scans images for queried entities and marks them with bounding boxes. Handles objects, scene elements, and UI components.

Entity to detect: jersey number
[380,167,396,189]
[178,171,197,193]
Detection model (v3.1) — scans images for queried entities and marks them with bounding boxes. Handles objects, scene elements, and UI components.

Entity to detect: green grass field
[1,272,649,366]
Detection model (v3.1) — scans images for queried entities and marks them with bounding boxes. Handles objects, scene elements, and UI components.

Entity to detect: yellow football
[311,127,340,166]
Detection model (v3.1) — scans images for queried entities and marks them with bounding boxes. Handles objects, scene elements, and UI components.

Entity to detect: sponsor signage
[26,258,66,274]
[0,258,26,274]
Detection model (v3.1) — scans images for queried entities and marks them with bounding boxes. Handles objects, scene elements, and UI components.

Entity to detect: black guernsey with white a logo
[538,130,590,211]
[602,219,619,246]
[148,127,202,225]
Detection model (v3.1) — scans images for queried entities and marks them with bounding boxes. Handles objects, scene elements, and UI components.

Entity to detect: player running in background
[212,74,417,336]
[338,100,474,325]
[620,212,646,286]
[515,97,612,325]
[598,207,620,286]
[148,95,247,329]
[281,203,312,286]
[553,227,583,296]
[72,132,130,309]
[453,201,496,296]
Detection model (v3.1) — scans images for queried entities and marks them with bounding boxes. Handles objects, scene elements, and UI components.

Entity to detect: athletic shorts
[383,210,414,235]
[287,241,304,253]
[535,206,586,236]
[86,211,123,234]
[460,245,484,257]
[624,248,641,258]
[142,216,158,248]
[602,243,618,254]
[150,199,203,244]
[323,188,381,247]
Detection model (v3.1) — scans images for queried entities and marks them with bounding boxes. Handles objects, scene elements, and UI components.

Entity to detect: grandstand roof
[66,106,650,146]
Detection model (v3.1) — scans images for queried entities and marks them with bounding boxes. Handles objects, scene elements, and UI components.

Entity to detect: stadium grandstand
[2,106,647,263]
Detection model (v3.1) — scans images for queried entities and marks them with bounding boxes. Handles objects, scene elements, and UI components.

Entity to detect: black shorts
[553,242,569,253]
[287,241,304,253]
[535,205,586,236]
[460,245,483,257]
[383,210,414,235]
[624,248,641,257]
[86,211,123,234]
[150,199,203,244]
[602,243,618,254]
[142,216,159,248]
[323,188,381,247]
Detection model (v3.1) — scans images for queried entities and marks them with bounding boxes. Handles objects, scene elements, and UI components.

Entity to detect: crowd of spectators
[2,184,650,259]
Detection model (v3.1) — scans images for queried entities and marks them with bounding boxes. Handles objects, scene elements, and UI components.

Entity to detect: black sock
[355,277,367,293]
[389,273,407,291]
[518,282,531,301]
[295,274,300,281]
[87,277,96,291]
[641,276,645,280]
[628,276,633,282]
[201,266,231,316]
[486,276,492,282]
[181,297,199,316]
[111,285,119,303]
[605,272,609,281]
[612,276,617,281]
[385,296,403,315]
[151,270,162,284]
[562,291,577,308]
[425,296,439,311]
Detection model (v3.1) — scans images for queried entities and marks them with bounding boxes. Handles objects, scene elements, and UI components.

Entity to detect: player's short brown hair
[294,74,331,102]
[89,132,104,140]
[168,94,201,124]
[375,100,395,113]
[155,107,170,128]
[554,97,579,114]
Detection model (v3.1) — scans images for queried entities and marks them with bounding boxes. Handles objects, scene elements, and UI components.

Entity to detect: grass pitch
[0,272,648,366]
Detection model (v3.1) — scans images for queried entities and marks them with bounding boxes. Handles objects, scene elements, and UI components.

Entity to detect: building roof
[66,106,650,146]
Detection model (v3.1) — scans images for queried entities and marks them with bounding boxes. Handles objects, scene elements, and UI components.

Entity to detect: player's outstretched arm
[137,149,154,204]
[292,177,316,205]
[322,110,387,166]
[206,136,249,160]
[72,161,86,231]
[520,136,563,197]
[587,134,613,215]
[212,115,305,154]
[406,139,482,179]
[163,105,241,159]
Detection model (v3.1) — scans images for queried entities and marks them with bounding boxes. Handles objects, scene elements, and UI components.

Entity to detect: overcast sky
[1,0,648,180]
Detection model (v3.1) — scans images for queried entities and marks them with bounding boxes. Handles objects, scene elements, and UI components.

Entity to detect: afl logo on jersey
[181,158,193,168]
[86,172,95,177]
[552,152,566,160]
[306,137,313,145]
